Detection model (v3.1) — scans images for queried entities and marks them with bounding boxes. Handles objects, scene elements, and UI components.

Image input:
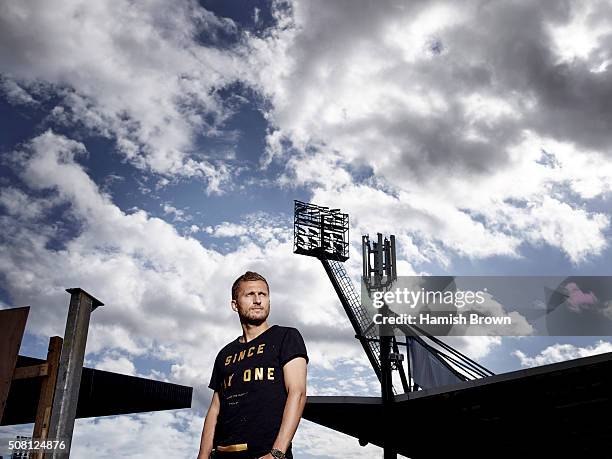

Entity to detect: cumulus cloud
[0,131,376,410]
[90,352,137,376]
[0,130,494,457]
[71,411,202,458]
[294,419,391,459]
[2,1,610,456]
[246,0,612,265]
[161,203,190,222]
[513,340,612,367]
[0,0,243,191]
[444,336,502,361]
[0,187,57,220]
[3,0,609,263]
[0,76,38,105]
[445,291,534,337]
[70,409,391,459]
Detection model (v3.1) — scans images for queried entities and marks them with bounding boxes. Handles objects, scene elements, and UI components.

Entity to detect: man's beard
[239,308,269,326]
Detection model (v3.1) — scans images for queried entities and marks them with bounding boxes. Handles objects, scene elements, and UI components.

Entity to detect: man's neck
[239,321,270,343]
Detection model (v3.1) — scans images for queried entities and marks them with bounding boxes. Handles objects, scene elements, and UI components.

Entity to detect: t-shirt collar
[237,324,276,345]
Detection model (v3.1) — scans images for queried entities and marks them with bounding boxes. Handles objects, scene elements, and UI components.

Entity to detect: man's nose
[253,294,261,304]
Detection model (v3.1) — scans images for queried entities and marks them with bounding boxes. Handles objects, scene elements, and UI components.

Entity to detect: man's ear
[231,299,237,312]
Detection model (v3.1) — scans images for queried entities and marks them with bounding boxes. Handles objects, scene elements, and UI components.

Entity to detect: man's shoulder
[214,337,240,358]
[274,325,304,337]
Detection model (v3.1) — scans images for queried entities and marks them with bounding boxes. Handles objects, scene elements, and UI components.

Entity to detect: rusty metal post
[47,288,103,458]
[0,307,30,422]
[32,336,63,459]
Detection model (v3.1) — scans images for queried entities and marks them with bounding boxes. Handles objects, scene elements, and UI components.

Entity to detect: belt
[216,443,248,452]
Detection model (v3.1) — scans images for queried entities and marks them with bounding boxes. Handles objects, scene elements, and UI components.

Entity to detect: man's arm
[263,356,308,458]
[197,391,220,459]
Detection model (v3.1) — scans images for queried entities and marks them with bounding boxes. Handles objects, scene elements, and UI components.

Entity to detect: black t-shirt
[209,325,308,457]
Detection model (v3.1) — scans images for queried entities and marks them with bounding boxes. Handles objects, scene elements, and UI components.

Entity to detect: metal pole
[32,336,63,459]
[48,288,103,458]
[380,307,397,459]
[406,336,413,392]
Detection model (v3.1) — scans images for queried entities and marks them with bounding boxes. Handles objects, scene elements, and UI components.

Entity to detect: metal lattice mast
[293,200,496,459]
[321,259,382,379]
[293,200,494,390]
[293,200,383,379]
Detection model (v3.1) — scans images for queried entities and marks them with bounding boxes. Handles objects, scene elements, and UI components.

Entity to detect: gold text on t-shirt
[224,343,266,366]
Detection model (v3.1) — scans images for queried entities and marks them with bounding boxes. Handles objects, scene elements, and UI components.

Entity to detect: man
[198,271,308,459]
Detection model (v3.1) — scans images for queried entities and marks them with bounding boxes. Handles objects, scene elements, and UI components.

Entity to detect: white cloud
[310,182,521,266]
[206,221,249,238]
[309,360,379,396]
[0,0,243,191]
[520,197,608,264]
[0,131,384,413]
[0,130,416,458]
[0,76,38,105]
[444,336,502,361]
[90,353,137,376]
[70,409,396,459]
[546,1,612,65]
[245,1,612,265]
[71,411,201,458]
[161,203,190,222]
[0,187,56,220]
[513,340,612,367]
[185,224,201,235]
[4,0,609,263]
[0,122,518,459]
[442,291,534,337]
[3,1,610,455]
[295,419,392,459]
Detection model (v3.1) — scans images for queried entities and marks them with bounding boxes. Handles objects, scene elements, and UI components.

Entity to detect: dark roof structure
[2,356,192,426]
[303,351,612,457]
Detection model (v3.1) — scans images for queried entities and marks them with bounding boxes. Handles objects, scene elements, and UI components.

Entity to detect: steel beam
[47,288,102,458]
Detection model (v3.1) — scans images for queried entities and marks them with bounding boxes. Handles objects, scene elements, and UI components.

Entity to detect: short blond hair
[231,271,269,301]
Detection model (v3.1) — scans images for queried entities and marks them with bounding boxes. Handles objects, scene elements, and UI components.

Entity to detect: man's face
[231,280,270,325]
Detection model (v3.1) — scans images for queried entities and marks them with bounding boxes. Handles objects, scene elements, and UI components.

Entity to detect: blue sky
[1,0,612,457]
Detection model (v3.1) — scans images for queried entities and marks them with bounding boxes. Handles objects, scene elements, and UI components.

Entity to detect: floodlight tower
[293,201,383,380]
[293,200,494,458]
[293,201,401,459]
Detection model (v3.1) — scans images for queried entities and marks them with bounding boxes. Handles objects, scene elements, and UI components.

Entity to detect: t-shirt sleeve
[279,328,309,367]
[208,353,221,391]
